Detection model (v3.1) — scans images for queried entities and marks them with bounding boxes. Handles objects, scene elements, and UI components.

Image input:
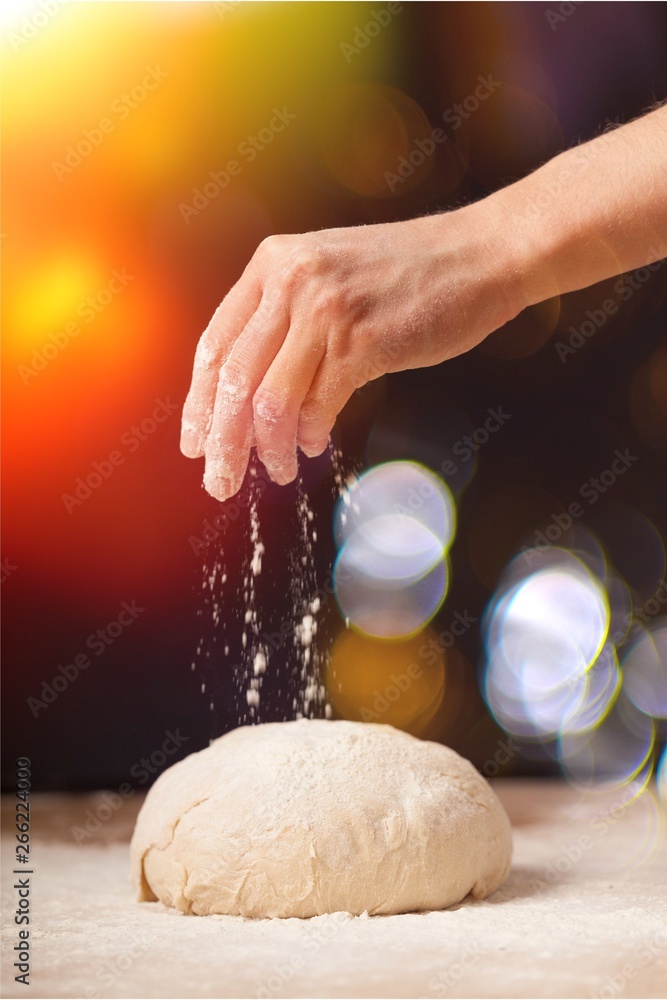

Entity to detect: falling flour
[192,554,228,722]
[192,442,359,733]
[288,478,330,720]
[238,467,269,720]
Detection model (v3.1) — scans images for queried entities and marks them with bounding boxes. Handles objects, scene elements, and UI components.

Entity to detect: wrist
[471,177,563,313]
[442,193,539,323]
[406,203,531,357]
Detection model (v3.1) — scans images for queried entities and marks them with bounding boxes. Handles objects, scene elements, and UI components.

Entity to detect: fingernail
[203,465,238,502]
[298,439,328,459]
[181,432,204,458]
[204,452,239,500]
[180,419,204,458]
[272,466,297,486]
[262,450,298,485]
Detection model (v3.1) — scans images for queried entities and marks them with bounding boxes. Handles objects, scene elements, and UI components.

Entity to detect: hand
[180,207,521,501]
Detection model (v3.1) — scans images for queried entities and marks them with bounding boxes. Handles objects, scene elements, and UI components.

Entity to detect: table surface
[2,780,666,1000]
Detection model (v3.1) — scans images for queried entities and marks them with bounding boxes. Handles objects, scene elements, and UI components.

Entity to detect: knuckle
[258,236,327,294]
[281,244,324,286]
[311,284,343,322]
[253,385,294,427]
[217,360,252,402]
[292,247,321,278]
[299,395,328,426]
[250,285,284,325]
[194,333,219,369]
[257,233,288,260]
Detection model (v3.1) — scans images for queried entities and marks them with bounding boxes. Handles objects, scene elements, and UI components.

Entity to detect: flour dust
[192,443,358,734]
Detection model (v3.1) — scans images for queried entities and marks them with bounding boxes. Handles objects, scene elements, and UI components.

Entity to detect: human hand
[180,207,522,501]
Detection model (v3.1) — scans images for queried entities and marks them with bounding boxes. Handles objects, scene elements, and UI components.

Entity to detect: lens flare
[326,626,445,735]
[334,551,448,639]
[592,505,666,607]
[495,565,608,680]
[658,746,667,805]
[562,643,621,735]
[336,514,444,583]
[333,462,455,638]
[557,692,655,791]
[334,460,455,552]
[483,549,611,739]
[605,571,633,647]
[622,622,667,718]
[615,782,666,875]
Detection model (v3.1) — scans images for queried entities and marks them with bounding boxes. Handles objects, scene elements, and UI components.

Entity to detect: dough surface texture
[130,719,512,918]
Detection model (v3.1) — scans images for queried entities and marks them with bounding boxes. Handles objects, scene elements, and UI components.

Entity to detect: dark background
[3,1,666,790]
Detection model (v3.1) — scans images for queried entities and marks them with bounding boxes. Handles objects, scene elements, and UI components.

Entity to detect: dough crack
[168,795,212,846]
[130,721,512,918]
[139,795,212,904]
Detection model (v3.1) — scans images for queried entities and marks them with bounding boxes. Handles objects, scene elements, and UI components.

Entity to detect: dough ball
[130,720,511,918]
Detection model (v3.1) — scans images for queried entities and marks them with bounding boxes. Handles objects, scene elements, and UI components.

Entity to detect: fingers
[203,371,255,502]
[180,272,262,459]
[296,355,357,458]
[203,291,291,500]
[253,327,325,483]
[182,232,362,497]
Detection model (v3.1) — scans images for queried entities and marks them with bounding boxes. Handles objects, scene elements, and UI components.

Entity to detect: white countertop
[2,780,666,999]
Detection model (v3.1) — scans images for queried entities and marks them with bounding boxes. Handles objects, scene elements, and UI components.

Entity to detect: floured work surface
[1,781,666,999]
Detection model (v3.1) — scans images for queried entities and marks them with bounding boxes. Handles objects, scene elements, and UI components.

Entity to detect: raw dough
[130,719,511,918]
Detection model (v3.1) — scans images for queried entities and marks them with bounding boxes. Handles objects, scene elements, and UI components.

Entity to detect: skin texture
[180,106,667,501]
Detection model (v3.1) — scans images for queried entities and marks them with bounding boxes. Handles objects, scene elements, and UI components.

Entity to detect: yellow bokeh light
[326,626,445,736]
[317,84,434,198]
[12,253,102,350]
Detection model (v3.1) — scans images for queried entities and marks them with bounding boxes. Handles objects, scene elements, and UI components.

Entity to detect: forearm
[475,105,667,311]
[182,107,667,497]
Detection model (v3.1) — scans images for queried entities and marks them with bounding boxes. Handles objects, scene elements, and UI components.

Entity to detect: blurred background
[2,1,666,793]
